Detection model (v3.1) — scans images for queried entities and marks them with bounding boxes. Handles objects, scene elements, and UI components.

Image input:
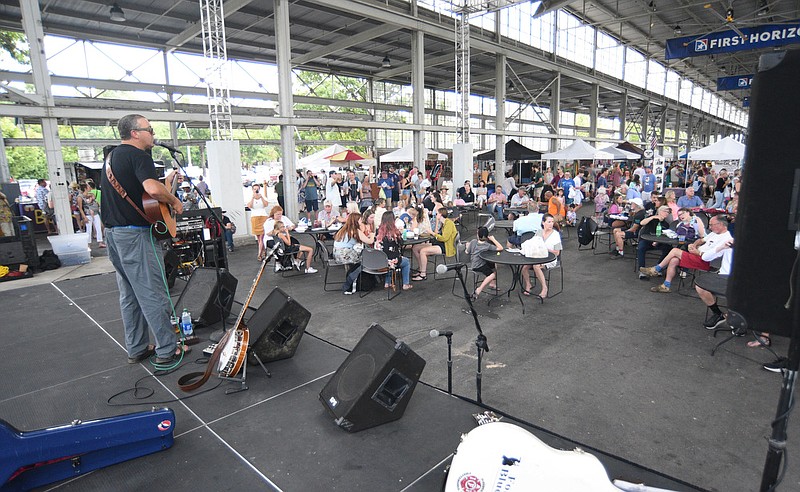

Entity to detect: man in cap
[610,197,645,258]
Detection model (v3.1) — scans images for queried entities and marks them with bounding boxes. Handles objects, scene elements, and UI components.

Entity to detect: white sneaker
[274,262,281,273]
[292,258,302,271]
[305,267,318,274]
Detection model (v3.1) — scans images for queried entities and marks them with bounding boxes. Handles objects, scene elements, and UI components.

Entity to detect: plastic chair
[319,242,350,292]
[357,248,400,300]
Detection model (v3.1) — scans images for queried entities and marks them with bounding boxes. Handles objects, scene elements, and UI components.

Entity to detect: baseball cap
[629,197,644,209]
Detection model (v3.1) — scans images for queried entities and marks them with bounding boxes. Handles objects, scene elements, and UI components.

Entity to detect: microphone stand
[454,266,489,404]
[167,150,230,342]
[445,333,453,395]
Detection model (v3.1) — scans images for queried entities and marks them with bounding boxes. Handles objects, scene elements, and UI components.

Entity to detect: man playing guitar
[101,114,185,365]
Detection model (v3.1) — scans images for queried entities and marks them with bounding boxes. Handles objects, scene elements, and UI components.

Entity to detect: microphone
[153,139,183,154]
[430,329,453,338]
[435,262,466,275]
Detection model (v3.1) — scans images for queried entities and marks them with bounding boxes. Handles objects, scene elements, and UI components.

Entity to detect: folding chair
[358,248,400,300]
[319,242,349,292]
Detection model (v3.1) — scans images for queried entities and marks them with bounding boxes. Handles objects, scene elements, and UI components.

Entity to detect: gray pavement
[6,220,798,492]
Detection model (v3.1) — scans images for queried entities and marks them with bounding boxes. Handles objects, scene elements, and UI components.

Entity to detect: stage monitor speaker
[163,249,180,289]
[319,324,426,432]
[727,50,800,338]
[247,287,310,363]
[175,267,237,327]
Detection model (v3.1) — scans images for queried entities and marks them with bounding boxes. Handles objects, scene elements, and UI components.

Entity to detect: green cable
[149,222,186,370]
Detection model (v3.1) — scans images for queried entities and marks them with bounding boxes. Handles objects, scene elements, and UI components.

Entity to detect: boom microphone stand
[451,263,489,403]
[164,147,231,341]
[757,244,800,491]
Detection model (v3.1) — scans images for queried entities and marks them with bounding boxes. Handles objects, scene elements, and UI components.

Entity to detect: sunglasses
[133,127,155,135]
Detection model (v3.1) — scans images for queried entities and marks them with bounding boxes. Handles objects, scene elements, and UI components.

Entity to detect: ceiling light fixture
[648,1,656,12]
[381,55,391,68]
[109,3,126,22]
[674,25,682,35]
[757,1,769,17]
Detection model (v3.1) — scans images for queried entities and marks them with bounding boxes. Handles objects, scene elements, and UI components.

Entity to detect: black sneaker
[638,273,649,280]
[763,357,788,373]
[703,312,726,330]
[610,250,623,259]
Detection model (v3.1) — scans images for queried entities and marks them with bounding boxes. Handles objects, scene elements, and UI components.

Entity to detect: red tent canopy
[325,150,366,161]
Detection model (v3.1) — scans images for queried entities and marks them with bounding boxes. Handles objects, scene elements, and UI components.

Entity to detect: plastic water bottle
[180,308,193,337]
[656,222,662,237]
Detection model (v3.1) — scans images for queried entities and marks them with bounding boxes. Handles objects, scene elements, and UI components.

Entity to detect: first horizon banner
[665,20,800,59]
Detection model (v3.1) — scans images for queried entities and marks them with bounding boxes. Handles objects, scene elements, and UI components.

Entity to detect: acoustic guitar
[142,191,176,240]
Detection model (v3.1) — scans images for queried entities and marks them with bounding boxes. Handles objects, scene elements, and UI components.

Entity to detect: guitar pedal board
[202,343,218,356]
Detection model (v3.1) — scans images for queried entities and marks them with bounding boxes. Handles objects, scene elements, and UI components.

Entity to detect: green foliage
[0,31,28,64]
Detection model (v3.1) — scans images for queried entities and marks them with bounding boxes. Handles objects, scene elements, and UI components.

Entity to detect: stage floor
[1,273,701,491]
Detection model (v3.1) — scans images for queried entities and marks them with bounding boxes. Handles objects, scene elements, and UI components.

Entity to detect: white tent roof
[598,146,640,160]
[687,136,745,161]
[297,144,348,170]
[379,143,446,163]
[541,139,614,160]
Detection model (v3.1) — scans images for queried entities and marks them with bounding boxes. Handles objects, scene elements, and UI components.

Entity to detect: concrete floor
[4,219,798,492]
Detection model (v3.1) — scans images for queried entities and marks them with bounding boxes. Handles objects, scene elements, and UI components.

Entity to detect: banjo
[217,257,270,378]
[178,258,267,391]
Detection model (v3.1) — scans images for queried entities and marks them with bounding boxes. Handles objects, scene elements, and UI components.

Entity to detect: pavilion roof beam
[291,24,399,66]
[166,0,256,51]
[374,53,452,79]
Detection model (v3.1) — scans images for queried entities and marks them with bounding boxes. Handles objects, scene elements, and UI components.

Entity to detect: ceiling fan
[681,0,775,47]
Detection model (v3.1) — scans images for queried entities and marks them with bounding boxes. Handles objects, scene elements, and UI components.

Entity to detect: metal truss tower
[451,1,531,143]
[200,0,233,140]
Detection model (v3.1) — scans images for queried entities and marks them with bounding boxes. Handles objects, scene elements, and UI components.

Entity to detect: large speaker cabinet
[319,324,426,432]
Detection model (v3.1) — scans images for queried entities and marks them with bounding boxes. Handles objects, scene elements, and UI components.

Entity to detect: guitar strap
[177,332,227,391]
[104,151,156,225]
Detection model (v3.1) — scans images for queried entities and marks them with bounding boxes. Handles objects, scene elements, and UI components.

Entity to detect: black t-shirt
[101,144,159,227]
[641,217,671,235]
[457,188,475,203]
[629,209,646,228]
[715,177,727,193]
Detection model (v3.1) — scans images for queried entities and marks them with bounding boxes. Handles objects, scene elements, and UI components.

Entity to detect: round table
[639,232,681,248]
[494,220,515,233]
[402,234,434,272]
[294,228,337,260]
[479,250,556,314]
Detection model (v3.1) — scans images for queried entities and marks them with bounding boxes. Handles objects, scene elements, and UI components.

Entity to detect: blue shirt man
[558,172,576,204]
[642,169,656,193]
[677,187,704,208]
[625,185,641,201]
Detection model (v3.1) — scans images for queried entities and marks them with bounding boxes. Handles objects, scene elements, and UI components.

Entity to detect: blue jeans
[343,264,361,292]
[712,191,725,209]
[386,256,410,286]
[637,239,672,268]
[491,204,504,220]
[224,229,234,250]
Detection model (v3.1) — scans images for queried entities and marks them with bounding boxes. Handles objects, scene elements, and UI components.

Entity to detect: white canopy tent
[297,144,349,170]
[541,138,614,160]
[379,143,447,163]
[598,146,640,160]
[687,136,746,161]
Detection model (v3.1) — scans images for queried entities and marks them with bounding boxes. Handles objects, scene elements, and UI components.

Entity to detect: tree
[0,31,29,64]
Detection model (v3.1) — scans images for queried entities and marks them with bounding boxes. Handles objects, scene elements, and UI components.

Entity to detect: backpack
[39,249,61,271]
[576,217,596,246]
